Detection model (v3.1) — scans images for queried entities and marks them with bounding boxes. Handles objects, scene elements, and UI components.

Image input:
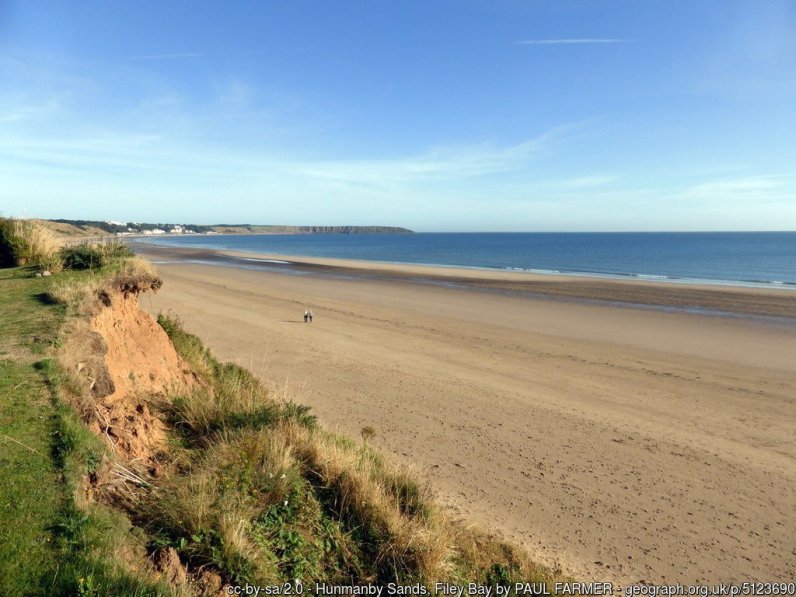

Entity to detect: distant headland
[40,219,413,237]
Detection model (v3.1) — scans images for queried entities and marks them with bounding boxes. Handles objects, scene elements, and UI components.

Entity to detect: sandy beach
[138,244,796,584]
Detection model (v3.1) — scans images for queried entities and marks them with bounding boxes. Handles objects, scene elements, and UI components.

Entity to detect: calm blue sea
[140,232,796,288]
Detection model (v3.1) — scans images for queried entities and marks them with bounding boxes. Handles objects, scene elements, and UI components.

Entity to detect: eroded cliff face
[90,289,192,402]
[61,286,194,475]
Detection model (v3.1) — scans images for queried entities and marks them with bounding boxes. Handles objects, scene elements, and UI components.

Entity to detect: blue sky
[1,0,795,231]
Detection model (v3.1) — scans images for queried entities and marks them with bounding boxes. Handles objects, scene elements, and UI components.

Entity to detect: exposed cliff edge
[60,282,194,476]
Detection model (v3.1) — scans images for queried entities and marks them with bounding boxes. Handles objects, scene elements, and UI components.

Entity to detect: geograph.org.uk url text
[622,583,796,597]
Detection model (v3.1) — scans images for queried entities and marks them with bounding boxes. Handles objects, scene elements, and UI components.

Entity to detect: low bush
[60,239,134,270]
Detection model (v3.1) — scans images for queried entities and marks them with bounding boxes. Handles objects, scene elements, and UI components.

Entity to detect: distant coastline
[39,218,413,238]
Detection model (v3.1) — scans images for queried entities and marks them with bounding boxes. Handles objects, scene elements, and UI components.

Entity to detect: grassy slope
[36,219,110,239]
[0,267,170,596]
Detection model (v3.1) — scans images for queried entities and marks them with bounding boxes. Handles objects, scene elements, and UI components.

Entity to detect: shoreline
[132,235,796,292]
[133,242,796,321]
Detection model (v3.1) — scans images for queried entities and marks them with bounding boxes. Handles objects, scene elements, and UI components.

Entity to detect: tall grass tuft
[0,217,62,270]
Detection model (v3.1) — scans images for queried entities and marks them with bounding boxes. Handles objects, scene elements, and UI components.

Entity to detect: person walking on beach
[308,310,314,323]
[304,309,309,323]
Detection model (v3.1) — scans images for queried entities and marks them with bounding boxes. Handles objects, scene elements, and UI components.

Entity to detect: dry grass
[114,255,159,290]
[169,364,279,441]
[48,274,107,312]
[283,423,452,581]
[0,217,63,271]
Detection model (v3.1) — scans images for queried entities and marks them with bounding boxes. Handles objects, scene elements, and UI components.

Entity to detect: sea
[138,232,796,289]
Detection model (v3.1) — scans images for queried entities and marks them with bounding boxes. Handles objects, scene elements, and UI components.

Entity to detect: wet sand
[138,243,796,584]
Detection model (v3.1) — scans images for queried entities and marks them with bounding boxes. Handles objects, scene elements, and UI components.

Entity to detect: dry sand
[138,245,796,584]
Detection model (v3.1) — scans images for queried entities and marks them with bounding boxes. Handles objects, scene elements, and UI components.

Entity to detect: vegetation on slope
[147,314,554,588]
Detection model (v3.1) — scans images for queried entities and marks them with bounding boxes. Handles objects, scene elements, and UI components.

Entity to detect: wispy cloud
[0,97,62,123]
[288,124,578,184]
[515,38,632,45]
[684,174,793,196]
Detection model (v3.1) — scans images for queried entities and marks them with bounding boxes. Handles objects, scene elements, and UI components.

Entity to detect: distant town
[51,219,213,236]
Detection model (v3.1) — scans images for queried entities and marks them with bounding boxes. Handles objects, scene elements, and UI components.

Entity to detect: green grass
[0,359,62,593]
[0,266,61,360]
[0,266,64,593]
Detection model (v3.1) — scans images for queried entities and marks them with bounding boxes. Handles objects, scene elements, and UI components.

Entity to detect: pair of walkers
[303,309,314,323]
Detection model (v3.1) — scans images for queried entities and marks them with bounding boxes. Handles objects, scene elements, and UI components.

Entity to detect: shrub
[60,239,134,270]
[61,244,104,270]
